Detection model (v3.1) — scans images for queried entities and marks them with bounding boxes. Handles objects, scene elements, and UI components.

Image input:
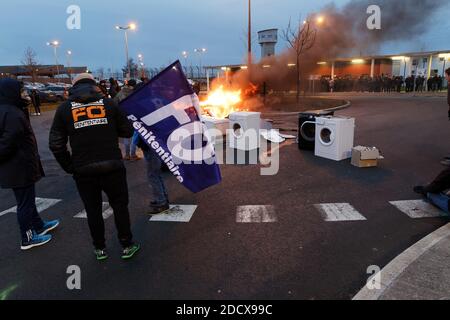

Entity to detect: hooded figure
[0,78,59,250]
[0,78,43,188]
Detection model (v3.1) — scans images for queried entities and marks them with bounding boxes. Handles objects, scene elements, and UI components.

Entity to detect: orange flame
[200,86,242,119]
[244,83,259,97]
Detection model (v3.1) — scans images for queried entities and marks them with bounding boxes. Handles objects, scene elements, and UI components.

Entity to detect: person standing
[136,137,170,215]
[447,69,450,118]
[0,79,60,250]
[433,75,439,92]
[108,78,120,99]
[438,75,443,92]
[329,78,335,93]
[49,73,140,261]
[98,80,109,97]
[441,68,450,167]
[114,79,141,161]
[30,89,41,116]
[427,77,433,92]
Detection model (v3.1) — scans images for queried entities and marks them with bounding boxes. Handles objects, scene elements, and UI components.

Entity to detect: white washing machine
[315,116,355,161]
[229,112,261,151]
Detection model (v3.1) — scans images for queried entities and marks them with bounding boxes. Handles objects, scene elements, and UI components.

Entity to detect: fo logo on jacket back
[71,100,108,129]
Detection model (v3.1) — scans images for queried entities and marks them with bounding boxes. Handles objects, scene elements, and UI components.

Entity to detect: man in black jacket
[447,68,450,120]
[49,73,140,261]
[0,78,60,250]
[30,89,41,116]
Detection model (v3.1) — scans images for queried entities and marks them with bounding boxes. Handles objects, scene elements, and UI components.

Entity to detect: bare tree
[282,19,317,103]
[122,59,139,79]
[21,47,39,82]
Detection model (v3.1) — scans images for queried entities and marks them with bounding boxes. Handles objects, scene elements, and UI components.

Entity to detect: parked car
[25,89,60,103]
[42,86,67,101]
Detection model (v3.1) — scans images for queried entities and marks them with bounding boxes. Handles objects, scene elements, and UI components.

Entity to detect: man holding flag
[120,61,221,214]
[49,73,140,261]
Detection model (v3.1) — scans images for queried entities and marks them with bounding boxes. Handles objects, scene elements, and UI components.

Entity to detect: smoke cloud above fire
[219,0,448,93]
[313,0,446,58]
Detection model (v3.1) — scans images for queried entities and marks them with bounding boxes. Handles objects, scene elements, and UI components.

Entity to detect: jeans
[13,184,44,242]
[74,167,133,249]
[33,103,41,114]
[143,149,169,206]
[427,193,450,214]
[123,138,137,157]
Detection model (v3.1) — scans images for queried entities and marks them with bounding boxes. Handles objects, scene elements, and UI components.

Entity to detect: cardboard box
[351,146,383,168]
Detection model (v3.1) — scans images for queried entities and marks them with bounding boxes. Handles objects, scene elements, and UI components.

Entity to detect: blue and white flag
[120,61,222,193]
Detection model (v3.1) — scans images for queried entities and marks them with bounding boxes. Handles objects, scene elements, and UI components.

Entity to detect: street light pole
[403,57,407,78]
[54,46,59,77]
[182,51,189,77]
[194,48,207,79]
[138,54,145,78]
[47,41,60,79]
[124,30,130,78]
[67,50,72,82]
[182,51,189,65]
[116,23,137,80]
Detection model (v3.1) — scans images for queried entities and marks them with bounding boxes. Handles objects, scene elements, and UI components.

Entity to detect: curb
[262,100,351,116]
[325,100,351,112]
[353,223,450,300]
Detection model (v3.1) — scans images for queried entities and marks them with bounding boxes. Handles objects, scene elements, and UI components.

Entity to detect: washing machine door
[232,122,244,138]
[300,121,316,142]
[319,126,335,146]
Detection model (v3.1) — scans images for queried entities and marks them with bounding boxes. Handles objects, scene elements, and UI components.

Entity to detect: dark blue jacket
[0,78,44,189]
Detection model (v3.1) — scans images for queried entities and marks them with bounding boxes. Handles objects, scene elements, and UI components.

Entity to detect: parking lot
[0,94,449,300]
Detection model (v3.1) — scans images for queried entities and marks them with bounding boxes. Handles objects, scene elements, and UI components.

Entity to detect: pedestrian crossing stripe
[0,198,62,217]
[315,203,367,222]
[2,198,447,223]
[236,205,277,223]
[149,205,197,223]
[74,202,113,219]
[389,200,448,219]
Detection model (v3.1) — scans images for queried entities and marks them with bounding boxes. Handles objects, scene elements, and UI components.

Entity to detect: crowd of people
[324,74,447,93]
[0,73,170,261]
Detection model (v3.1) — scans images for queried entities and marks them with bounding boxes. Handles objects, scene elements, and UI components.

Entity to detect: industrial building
[203,50,449,93]
[0,64,88,83]
[311,50,450,79]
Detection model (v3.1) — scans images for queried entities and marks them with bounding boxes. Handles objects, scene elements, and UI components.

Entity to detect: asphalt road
[0,94,449,300]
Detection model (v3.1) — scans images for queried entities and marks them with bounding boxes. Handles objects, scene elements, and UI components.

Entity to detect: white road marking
[0,198,62,217]
[315,203,367,222]
[236,205,277,223]
[74,202,114,219]
[149,205,197,223]
[389,200,448,219]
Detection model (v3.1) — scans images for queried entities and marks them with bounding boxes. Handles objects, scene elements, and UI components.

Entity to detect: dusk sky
[1,0,449,72]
